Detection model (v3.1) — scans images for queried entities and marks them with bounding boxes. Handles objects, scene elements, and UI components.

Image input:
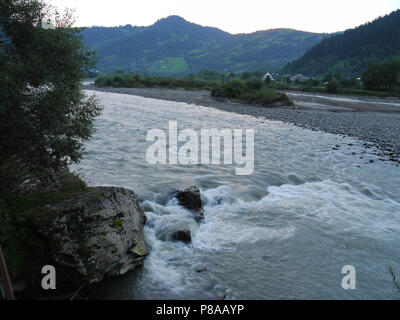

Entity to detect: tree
[241,72,251,80]
[380,60,400,91]
[0,0,102,175]
[362,63,383,90]
[326,80,340,93]
[284,10,400,77]
[362,59,400,91]
[227,72,235,81]
[246,78,263,91]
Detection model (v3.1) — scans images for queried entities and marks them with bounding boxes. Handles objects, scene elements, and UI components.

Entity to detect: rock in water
[155,218,196,244]
[171,230,192,243]
[29,187,149,284]
[175,186,204,222]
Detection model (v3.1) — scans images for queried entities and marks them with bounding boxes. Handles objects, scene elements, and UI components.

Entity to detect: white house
[262,72,275,81]
[290,74,309,83]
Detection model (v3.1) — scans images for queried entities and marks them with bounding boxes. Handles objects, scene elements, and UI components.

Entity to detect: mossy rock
[1,184,149,289]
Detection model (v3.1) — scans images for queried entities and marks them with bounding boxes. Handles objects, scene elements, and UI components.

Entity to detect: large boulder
[174,186,204,222]
[27,186,149,285]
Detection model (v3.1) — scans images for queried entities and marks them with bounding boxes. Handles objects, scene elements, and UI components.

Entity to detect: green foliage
[0,0,102,174]
[362,59,400,91]
[302,78,320,87]
[110,219,123,229]
[241,72,251,80]
[82,16,328,76]
[95,73,214,90]
[326,80,340,93]
[0,1,101,283]
[223,79,248,98]
[284,9,400,77]
[246,78,263,91]
[0,198,47,280]
[96,70,293,107]
[0,172,87,279]
[198,68,222,81]
[211,78,292,106]
[339,77,361,89]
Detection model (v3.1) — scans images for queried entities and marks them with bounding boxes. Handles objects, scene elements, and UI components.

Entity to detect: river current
[73,90,400,299]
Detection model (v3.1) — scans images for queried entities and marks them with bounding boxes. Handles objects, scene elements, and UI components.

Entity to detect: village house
[262,72,275,81]
[290,74,310,83]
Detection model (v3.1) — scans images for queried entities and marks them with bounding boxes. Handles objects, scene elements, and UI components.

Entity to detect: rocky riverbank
[1,169,149,299]
[3,160,208,299]
[84,85,400,164]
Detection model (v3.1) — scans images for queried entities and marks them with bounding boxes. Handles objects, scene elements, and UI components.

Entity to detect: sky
[50,0,400,34]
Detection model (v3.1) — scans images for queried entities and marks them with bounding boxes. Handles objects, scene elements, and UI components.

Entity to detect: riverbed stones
[193,264,209,273]
[171,230,192,243]
[174,186,204,222]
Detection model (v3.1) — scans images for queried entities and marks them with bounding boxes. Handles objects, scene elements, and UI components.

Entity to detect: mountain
[82,15,329,76]
[283,10,400,77]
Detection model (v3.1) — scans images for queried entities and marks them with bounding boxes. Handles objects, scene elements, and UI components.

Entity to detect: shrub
[246,78,263,91]
[241,72,251,80]
[326,80,340,93]
[224,79,247,98]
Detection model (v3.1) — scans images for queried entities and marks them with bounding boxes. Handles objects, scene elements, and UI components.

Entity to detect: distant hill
[82,15,328,76]
[283,10,400,77]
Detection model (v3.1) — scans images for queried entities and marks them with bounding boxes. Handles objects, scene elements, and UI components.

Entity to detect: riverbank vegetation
[211,78,293,106]
[272,58,400,97]
[95,73,214,91]
[0,169,88,280]
[94,70,293,106]
[94,59,400,102]
[0,0,101,288]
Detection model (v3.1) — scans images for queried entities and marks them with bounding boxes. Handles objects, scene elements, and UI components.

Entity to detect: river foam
[76,91,400,299]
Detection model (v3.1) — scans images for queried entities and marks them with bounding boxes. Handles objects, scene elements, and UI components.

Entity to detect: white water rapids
[73,91,400,299]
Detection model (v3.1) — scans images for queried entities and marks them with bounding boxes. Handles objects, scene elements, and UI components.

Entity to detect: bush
[211,80,292,106]
[95,73,213,91]
[241,72,251,80]
[326,81,340,93]
[362,59,400,91]
[211,84,225,97]
[224,79,247,98]
[246,78,263,91]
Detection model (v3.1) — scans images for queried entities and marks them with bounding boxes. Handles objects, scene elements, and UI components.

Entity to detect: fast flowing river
[74,90,400,299]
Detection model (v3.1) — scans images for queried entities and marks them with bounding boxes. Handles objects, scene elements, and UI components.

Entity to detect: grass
[149,57,190,74]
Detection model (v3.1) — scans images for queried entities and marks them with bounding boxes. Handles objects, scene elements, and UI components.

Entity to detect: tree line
[283,9,400,77]
[362,59,400,91]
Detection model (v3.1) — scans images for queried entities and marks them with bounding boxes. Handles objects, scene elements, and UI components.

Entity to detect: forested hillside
[283,10,400,77]
[82,15,328,76]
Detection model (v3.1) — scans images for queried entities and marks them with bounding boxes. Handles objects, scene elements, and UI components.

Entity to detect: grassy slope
[82,16,328,76]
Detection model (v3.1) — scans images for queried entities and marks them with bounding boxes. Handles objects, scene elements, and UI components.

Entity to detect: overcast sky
[50,0,400,33]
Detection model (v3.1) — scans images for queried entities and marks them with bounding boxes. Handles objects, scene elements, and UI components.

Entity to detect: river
[73,90,400,299]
